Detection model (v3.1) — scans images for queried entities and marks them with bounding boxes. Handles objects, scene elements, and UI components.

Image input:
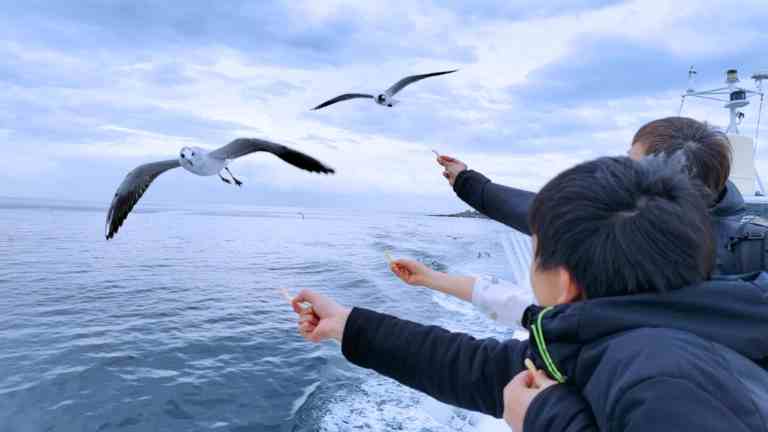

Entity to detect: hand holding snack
[389,258,436,287]
[436,154,468,186]
[289,289,350,343]
[503,359,558,431]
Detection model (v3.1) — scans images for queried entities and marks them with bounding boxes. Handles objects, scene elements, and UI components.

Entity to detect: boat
[679,67,768,217]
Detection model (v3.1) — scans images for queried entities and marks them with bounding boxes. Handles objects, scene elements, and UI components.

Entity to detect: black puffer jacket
[342,273,768,431]
[454,170,750,274]
[453,169,534,235]
[710,180,748,273]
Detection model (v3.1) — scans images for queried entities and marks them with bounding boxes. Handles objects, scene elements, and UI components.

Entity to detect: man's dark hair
[632,116,732,199]
[529,156,715,298]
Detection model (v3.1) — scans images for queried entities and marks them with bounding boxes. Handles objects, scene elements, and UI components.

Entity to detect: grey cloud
[241,80,305,102]
[509,33,768,109]
[435,0,625,22]
[1,95,245,150]
[0,1,475,68]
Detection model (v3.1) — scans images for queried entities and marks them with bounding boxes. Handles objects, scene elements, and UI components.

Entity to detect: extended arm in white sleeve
[471,276,532,326]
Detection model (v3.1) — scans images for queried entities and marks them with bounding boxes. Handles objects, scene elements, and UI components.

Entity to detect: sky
[1,0,767,212]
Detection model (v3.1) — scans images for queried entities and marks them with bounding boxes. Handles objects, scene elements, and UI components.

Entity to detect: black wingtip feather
[312,101,333,111]
[273,146,336,175]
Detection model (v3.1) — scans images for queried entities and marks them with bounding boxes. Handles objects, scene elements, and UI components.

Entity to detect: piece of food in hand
[281,288,312,311]
[384,251,394,263]
[524,358,537,376]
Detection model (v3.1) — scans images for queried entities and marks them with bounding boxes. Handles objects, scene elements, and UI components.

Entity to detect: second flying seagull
[312,70,458,110]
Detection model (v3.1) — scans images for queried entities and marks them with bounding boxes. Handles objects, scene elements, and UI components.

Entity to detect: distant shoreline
[429,209,488,219]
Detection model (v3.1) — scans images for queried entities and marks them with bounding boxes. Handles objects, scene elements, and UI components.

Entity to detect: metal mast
[678,68,765,195]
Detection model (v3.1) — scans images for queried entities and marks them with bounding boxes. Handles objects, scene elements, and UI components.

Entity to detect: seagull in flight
[312,69,458,110]
[105,138,334,240]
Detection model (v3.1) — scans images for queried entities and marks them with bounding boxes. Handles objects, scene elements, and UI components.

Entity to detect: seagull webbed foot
[219,174,232,185]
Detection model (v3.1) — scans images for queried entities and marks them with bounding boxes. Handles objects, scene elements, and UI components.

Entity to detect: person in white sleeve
[389,259,530,327]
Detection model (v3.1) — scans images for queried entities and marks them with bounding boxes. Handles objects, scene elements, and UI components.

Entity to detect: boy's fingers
[295,289,322,307]
[299,315,319,326]
[524,358,551,389]
[291,297,306,314]
[295,289,312,302]
[393,259,412,268]
[292,300,315,316]
[532,369,555,389]
[391,261,408,274]
[527,370,537,388]
[298,308,317,320]
[308,328,324,343]
[506,370,530,393]
[282,288,309,314]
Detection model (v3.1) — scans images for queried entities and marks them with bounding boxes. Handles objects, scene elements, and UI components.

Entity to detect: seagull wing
[105,159,181,240]
[209,138,335,174]
[312,93,374,110]
[385,69,458,97]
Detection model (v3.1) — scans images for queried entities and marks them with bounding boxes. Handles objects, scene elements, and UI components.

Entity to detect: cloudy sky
[1,0,766,212]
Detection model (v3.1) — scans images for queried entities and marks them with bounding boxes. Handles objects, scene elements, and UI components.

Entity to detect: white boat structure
[679,67,768,216]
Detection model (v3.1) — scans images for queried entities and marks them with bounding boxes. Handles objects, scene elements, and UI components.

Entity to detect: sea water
[0,198,531,431]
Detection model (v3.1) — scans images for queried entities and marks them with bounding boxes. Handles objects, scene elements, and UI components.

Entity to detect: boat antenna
[753,73,766,151]
[678,68,766,194]
[678,65,697,115]
[753,72,767,195]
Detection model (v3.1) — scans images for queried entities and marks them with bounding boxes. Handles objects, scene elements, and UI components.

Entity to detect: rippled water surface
[0,199,529,431]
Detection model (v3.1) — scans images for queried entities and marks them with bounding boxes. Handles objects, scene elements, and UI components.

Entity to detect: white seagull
[105,138,334,240]
[312,69,458,110]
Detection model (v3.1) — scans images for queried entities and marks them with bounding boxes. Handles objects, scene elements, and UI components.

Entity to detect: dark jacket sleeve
[452,170,535,235]
[341,307,530,418]
[524,385,597,431]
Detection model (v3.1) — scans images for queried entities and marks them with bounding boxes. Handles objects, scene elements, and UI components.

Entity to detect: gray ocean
[0,198,530,432]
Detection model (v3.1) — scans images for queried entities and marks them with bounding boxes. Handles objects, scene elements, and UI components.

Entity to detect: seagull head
[179,147,196,167]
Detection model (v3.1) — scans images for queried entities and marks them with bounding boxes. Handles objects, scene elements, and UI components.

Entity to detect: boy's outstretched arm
[292,290,530,418]
[437,155,536,235]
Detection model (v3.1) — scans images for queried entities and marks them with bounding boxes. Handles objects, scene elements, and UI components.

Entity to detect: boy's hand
[502,368,558,432]
[390,259,435,286]
[291,290,350,343]
[436,155,468,186]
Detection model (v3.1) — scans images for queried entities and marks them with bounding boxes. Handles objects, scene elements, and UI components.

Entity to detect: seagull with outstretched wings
[312,69,458,110]
[105,138,334,240]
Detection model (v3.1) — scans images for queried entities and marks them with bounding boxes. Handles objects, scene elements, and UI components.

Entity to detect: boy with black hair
[292,156,768,431]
